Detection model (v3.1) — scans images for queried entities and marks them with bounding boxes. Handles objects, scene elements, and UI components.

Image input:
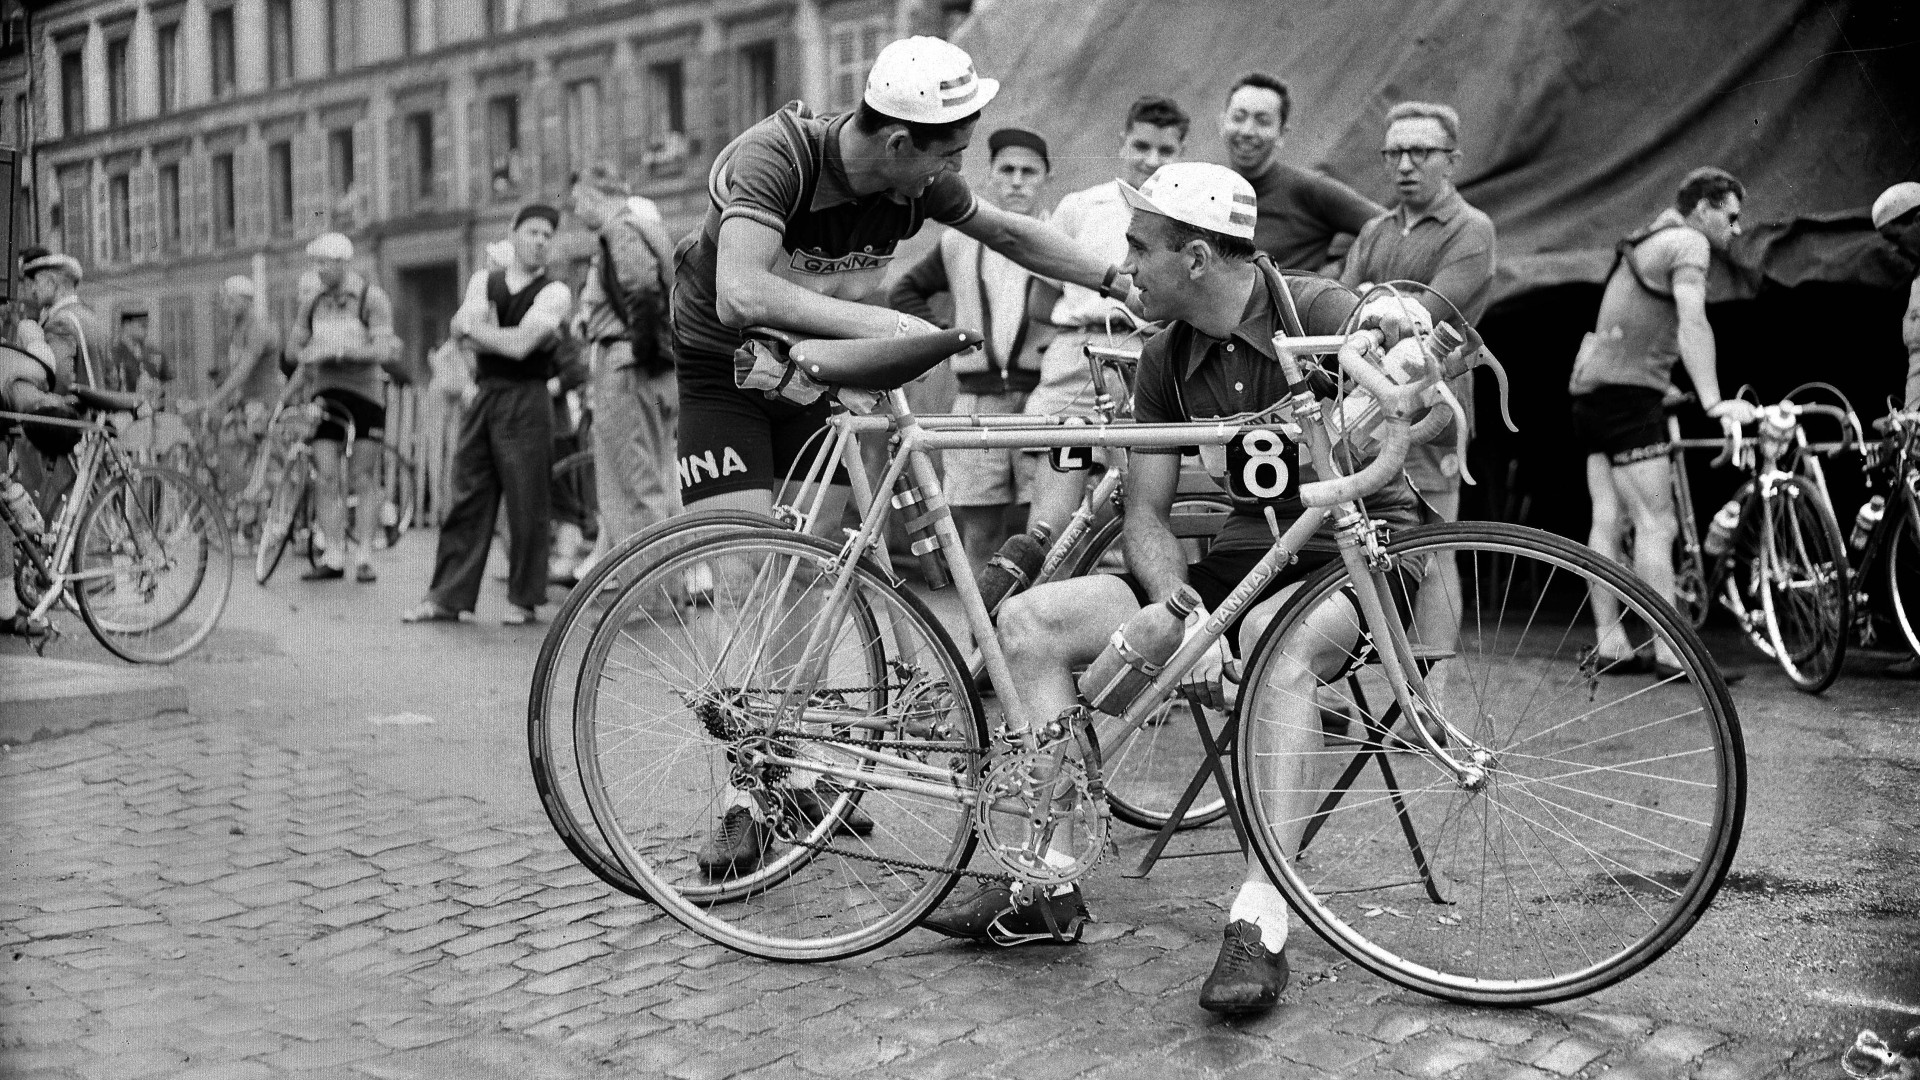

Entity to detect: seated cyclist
[923,163,1430,1016]
[284,232,400,584]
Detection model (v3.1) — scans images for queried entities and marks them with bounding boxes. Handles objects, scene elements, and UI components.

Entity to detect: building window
[484,0,507,34]
[326,0,354,72]
[59,46,85,135]
[158,163,182,249]
[106,37,130,126]
[738,42,777,131]
[58,164,90,258]
[401,0,418,56]
[642,63,685,175]
[487,94,522,198]
[564,79,602,173]
[157,22,180,114]
[828,16,887,113]
[267,0,294,86]
[210,8,237,100]
[267,140,293,232]
[212,152,236,244]
[405,110,435,202]
[328,127,355,197]
[108,173,131,262]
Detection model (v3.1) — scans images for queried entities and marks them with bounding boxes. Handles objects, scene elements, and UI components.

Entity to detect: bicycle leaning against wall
[552,321,1746,1007]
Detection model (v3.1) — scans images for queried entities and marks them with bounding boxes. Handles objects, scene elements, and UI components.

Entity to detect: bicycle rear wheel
[1756,476,1849,693]
[255,453,310,584]
[528,509,781,899]
[74,465,233,663]
[1884,493,1920,660]
[575,529,985,961]
[1069,494,1234,830]
[1234,522,1744,1005]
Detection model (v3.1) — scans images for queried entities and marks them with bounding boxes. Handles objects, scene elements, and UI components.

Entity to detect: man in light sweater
[890,127,1061,571]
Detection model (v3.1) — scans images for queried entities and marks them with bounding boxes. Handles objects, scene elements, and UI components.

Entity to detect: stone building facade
[7,0,966,400]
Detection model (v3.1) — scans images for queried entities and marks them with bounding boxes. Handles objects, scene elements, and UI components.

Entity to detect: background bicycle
[253,399,418,585]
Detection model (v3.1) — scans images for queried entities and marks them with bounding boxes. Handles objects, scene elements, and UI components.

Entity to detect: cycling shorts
[1569,385,1668,466]
[676,346,847,503]
[1113,545,1420,655]
[311,388,386,444]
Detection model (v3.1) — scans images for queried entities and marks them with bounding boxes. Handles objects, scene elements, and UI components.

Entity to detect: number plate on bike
[1204,426,1300,505]
[1050,444,1094,472]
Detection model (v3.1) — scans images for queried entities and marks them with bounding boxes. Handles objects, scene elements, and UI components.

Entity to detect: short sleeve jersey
[1570,209,1712,395]
[1132,270,1423,552]
[673,106,980,363]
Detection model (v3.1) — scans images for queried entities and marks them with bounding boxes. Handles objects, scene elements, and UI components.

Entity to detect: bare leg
[1611,455,1681,666]
[1584,453,1635,659]
[311,439,347,570]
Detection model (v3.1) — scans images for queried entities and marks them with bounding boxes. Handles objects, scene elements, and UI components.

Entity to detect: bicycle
[552,324,1744,1005]
[253,398,418,584]
[1,386,232,663]
[1667,386,1856,692]
[1841,407,1920,661]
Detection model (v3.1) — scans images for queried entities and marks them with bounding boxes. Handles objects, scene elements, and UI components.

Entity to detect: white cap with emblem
[1872,181,1920,231]
[1118,162,1259,240]
[864,36,999,125]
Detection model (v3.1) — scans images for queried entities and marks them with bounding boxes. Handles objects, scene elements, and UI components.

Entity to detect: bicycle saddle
[72,386,145,414]
[777,328,986,391]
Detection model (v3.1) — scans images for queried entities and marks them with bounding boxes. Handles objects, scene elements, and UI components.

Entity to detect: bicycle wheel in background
[256,452,311,584]
[1756,476,1849,693]
[1069,493,1233,830]
[550,448,598,540]
[528,509,780,899]
[74,465,233,664]
[1234,522,1744,1005]
[345,438,418,552]
[1883,492,1920,660]
[1667,460,1712,631]
[574,529,985,961]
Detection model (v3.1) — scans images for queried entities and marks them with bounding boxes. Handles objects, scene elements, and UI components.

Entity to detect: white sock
[1228,881,1288,952]
[1043,842,1077,897]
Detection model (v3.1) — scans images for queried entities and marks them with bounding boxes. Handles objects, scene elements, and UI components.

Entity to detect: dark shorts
[676,348,846,503]
[1569,385,1669,466]
[311,388,386,444]
[1115,546,1419,656]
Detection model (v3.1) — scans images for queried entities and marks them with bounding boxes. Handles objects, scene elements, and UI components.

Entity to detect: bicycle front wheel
[1756,476,1849,693]
[1070,493,1234,830]
[528,509,782,899]
[575,529,986,961]
[255,452,310,584]
[1885,493,1920,660]
[1234,522,1744,1005]
[74,465,233,664]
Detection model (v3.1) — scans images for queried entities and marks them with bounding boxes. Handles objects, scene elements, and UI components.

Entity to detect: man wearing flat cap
[404,203,572,625]
[285,232,401,583]
[111,303,170,407]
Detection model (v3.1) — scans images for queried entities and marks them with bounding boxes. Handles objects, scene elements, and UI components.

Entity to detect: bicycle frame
[0,410,155,626]
[733,333,1488,810]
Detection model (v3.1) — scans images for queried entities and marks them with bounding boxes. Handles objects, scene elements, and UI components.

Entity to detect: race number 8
[1226,428,1298,503]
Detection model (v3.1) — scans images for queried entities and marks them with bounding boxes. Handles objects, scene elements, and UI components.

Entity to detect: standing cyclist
[285,232,401,584]
[673,35,1128,530]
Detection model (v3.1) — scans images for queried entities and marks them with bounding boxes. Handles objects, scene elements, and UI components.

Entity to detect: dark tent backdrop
[932,0,1920,538]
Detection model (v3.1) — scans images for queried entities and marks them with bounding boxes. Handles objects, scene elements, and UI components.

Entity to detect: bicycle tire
[255,453,310,585]
[550,449,597,537]
[1756,476,1849,693]
[574,528,985,962]
[1885,492,1920,660]
[1068,493,1235,830]
[347,438,418,552]
[1667,456,1711,631]
[528,509,782,900]
[1233,521,1744,1006]
[74,465,233,664]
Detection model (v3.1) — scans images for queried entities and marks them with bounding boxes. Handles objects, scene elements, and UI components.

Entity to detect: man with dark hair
[1873,181,1920,408]
[926,163,1430,1018]
[110,305,170,406]
[679,34,1129,877]
[1570,167,1755,673]
[890,127,1062,571]
[1221,72,1382,272]
[673,35,1125,532]
[567,161,682,579]
[1022,94,1192,541]
[404,205,573,625]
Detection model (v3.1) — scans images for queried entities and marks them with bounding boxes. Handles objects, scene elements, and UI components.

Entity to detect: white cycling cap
[22,252,84,282]
[1118,162,1258,241]
[222,274,255,297]
[306,232,354,260]
[1872,181,1920,230]
[864,37,998,125]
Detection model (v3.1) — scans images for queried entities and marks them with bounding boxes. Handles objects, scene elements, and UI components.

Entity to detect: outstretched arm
[956,201,1115,295]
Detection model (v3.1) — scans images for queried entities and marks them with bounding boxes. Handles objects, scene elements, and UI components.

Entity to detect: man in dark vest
[404,204,574,625]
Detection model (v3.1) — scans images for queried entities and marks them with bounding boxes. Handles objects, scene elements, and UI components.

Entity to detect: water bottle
[1078,584,1202,715]
[979,522,1054,614]
[1702,499,1744,558]
[1851,495,1886,553]
[2,478,44,538]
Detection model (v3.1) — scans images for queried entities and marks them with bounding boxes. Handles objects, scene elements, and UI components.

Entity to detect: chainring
[972,746,1108,887]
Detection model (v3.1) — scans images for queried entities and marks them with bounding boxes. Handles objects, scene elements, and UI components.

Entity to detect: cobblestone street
[2,545,1915,1080]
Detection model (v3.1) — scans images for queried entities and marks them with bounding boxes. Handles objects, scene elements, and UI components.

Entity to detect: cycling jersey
[1568,210,1711,397]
